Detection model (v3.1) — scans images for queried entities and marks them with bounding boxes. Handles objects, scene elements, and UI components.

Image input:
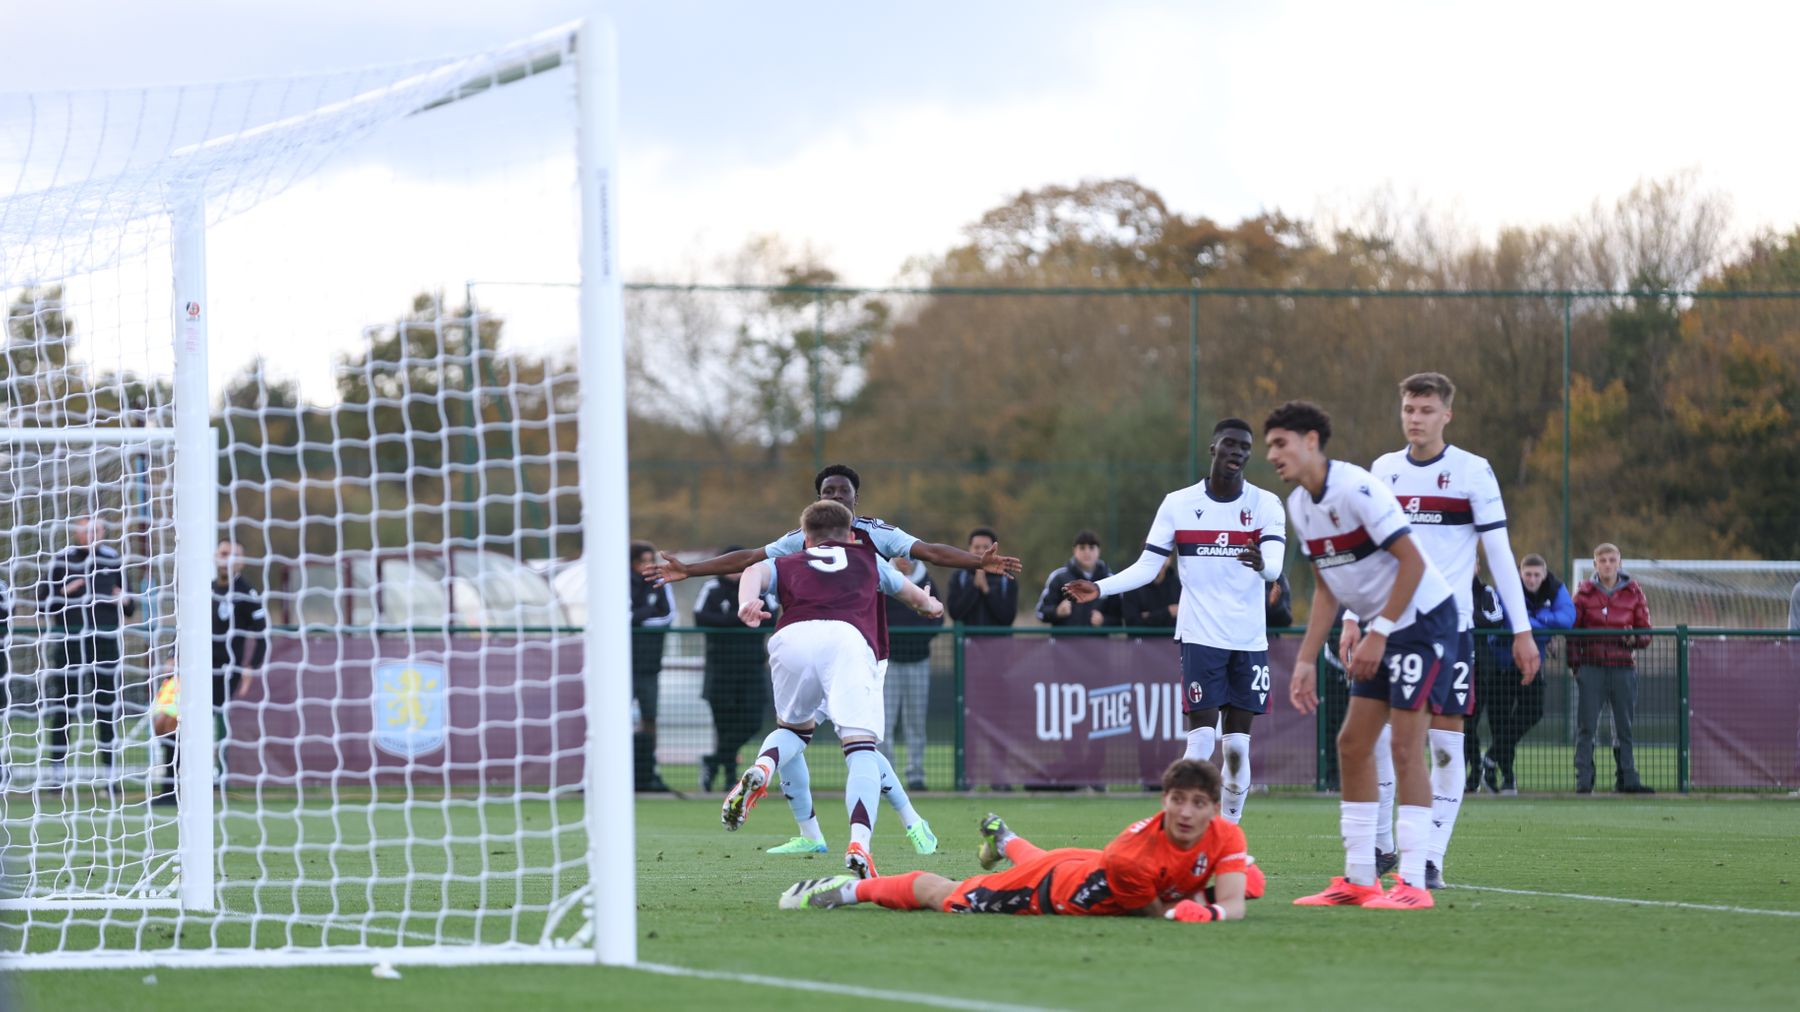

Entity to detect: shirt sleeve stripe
[1377,525,1414,551]
[1257,534,1286,544]
[1475,520,1508,532]
[1144,543,1172,557]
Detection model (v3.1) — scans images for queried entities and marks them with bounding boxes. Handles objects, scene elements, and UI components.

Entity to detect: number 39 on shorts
[1385,652,1426,684]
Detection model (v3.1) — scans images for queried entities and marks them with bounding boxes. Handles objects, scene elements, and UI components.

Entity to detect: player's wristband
[1367,616,1397,638]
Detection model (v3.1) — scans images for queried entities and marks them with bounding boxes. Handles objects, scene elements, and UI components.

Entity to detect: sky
[3,0,1798,398]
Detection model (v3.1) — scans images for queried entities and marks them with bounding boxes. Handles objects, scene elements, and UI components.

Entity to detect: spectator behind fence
[693,547,776,793]
[1572,543,1653,794]
[1119,553,1180,628]
[1463,575,1500,791]
[947,527,1018,627]
[882,556,943,790]
[951,529,1017,792]
[154,540,270,806]
[630,540,675,793]
[1264,572,1292,630]
[1790,576,1799,629]
[38,514,137,789]
[0,576,11,712]
[1036,530,1118,628]
[1476,554,1574,794]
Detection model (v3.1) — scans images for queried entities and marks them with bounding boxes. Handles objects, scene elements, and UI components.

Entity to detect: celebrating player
[778,759,1254,922]
[1340,373,1541,888]
[1062,419,1285,823]
[1266,400,1456,910]
[726,499,913,878]
[657,464,1016,858]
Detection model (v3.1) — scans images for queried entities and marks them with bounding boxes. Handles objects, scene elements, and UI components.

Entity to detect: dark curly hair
[814,463,861,495]
[1212,417,1253,436]
[1262,400,1331,449]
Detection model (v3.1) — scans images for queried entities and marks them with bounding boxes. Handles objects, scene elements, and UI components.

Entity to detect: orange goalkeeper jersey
[1048,812,1247,915]
[943,813,1247,917]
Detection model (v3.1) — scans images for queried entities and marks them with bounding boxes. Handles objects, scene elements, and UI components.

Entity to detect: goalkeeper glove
[1166,899,1227,923]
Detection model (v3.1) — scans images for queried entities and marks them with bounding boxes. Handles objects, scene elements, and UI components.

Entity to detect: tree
[2,285,81,424]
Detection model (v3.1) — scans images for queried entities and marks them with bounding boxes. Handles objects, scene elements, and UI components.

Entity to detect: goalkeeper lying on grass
[781,759,1263,922]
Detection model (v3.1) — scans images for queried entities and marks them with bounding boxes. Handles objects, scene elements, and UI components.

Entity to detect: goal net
[0,21,633,968]
[1570,559,1800,629]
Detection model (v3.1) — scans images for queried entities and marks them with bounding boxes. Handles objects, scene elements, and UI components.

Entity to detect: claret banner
[962,634,1320,788]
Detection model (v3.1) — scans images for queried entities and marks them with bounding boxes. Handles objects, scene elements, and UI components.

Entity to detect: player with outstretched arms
[1265,400,1456,910]
[778,759,1253,923]
[1340,373,1541,888]
[727,500,923,878]
[656,464,1016,858]
[1063,419,1285,823]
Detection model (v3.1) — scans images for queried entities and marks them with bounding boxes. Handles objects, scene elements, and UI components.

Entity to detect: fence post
[1561,294,1573,584]
[810,291,825,473]
[1188,290,1200,485]
[1676,625,1690,793]
[954,625,968,790]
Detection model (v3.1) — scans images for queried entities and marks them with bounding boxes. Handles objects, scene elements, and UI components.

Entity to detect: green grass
[13,793,1800,1011]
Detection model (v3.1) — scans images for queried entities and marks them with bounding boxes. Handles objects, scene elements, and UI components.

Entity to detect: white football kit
[1287,461,1452,629]
[1368,445,1507,631]
[1096,479,1286,651]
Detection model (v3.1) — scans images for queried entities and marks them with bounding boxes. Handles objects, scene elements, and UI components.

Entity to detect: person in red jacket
[1571,543,1654,794]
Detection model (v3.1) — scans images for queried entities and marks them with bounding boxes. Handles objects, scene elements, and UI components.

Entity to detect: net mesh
[1571,559,1800,629]
[1,26,597,965]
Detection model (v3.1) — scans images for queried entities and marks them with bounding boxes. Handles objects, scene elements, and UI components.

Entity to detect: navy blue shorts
[1347,598,1458,711]
[1180,643,1271,715]
[1428,629,1477,717]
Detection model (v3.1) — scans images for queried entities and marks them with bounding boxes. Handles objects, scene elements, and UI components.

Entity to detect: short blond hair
[801,500,854,541]
[1593,542,1621,559]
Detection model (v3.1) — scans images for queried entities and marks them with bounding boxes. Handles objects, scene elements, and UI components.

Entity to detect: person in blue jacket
[1477,553,1574,794]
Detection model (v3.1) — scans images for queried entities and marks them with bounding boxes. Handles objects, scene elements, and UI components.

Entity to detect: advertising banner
[963,634,1321,787]
[1688,638,1799,789]
[226,634,585,787]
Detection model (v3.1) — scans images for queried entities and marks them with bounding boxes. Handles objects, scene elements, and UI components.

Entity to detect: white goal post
[0,18,632,968]
[0,425,211,915]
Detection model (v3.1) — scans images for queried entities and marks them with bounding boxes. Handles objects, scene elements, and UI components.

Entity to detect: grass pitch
[15,792,1800,1011]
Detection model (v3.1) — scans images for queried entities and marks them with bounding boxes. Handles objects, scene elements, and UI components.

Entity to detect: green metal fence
[637,625,1798,795]
[606,282,1800,607]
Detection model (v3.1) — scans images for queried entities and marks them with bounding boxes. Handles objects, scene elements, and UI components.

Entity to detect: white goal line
[1459,883,1800,918]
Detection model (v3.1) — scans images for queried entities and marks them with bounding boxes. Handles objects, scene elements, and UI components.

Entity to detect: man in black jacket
[0,576,12,713]
[883,556,943,790]
[1035,530,1119,628]
[630,540,675,792]
[1264,573,1293,631]
[1119,553,1181,629]
[946,527,1018,627]
[1464,574,1506,792]
[38,515,137,786]
[693,547,775,792]
[211,541,269,706]
[155,540,269,805]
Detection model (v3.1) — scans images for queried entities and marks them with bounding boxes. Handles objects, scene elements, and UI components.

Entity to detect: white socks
[1397,804,1431,885]
[1184,725,1217,762]
[1340,801,1378,885]
[1220,733,1252,823]
[1427,728,1466,868]
[1373,722,1396,853]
